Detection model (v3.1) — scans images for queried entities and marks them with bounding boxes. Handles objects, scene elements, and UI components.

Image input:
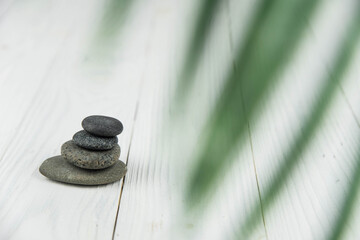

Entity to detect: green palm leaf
[95,0,132,43]
[88,0,134,65]
[89,0,360,239]
[236,4,360,238]
[328,147,360,240]
[175,0,221,102]
[185,0,320,209]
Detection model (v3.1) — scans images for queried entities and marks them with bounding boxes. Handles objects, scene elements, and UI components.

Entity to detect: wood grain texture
[0,0,153,239]
[113,0,265,239]
[1,0,360,239]
[240,1,360,239]
[332,13,360,240]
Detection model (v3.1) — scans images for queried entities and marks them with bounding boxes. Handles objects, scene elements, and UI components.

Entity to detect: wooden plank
[309,2,360,239]
[0,0,95,154]
[113,0,266,239]
[333,18,360,240]
[0,0,154,239]
[241,0,360,239]
[3,0,358,239]
[0,0,15,19]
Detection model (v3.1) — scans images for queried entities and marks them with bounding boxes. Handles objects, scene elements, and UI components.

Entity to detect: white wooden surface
[0,0,359,240]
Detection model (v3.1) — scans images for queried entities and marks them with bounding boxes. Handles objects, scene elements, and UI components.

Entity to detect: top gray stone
[82,115,123,137]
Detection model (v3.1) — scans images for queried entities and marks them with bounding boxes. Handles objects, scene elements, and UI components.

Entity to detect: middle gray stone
[61,140,120,169]
[73,130,118,150]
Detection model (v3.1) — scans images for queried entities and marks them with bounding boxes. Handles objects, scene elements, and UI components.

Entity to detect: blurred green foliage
[185,0,320,208]
[92,0,360,239]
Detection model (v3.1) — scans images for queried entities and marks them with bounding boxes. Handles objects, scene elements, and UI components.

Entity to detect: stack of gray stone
[39,115,127,185]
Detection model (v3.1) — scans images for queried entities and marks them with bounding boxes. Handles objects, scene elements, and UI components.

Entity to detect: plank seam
[111,8,157,240]
[111,92,140,240]
[0,29,73,166]
[307,18,360,130]
[339,84,360,129]
[224,0,269,238]
[247,122,269,239]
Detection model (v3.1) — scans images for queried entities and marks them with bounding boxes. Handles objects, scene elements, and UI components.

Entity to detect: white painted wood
[113,0,265,239]
[0,0,15,19]
[333,20,360,240]
[238,0,360,239]
[1,0,360,239]
[0,0,155,239]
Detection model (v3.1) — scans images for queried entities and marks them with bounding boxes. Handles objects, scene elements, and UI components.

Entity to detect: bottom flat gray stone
[39,155,127,185]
